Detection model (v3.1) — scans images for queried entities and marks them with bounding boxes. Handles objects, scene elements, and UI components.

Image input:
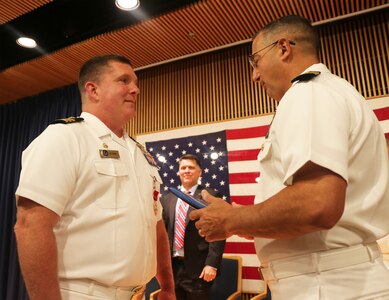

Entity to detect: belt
[259,243,380,281]
[60,279,145,300]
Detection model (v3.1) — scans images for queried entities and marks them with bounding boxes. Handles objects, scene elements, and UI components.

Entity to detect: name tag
[99,149,120,159]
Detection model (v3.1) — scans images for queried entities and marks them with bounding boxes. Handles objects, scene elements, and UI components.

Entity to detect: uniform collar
[80,112,129,147]
[81,112,128,138]
[80,112,110,137]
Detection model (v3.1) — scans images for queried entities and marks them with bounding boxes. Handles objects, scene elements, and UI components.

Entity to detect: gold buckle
[130,285,145,300]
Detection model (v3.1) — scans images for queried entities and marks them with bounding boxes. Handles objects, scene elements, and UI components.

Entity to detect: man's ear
[85,82,98,102]
[279,38,293,61]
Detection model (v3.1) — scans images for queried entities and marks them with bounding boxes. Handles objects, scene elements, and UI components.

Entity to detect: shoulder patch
[130,136,159,169]
[52,116,84,124]
[291,71,321,83]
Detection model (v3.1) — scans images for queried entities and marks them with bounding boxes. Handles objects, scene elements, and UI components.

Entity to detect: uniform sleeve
[16,124,80,215]
[275,82,350,185]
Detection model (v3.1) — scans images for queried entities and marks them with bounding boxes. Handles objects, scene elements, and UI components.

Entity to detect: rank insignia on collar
[52,116,84,124]
[291,71,321,83]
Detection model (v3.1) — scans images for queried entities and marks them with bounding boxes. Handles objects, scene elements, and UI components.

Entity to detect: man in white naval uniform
[191,15,389,300]
[15,54,175,300]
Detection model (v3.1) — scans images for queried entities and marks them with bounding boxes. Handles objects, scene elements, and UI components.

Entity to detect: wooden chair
[210,255,242,300]
[249,284,270,300]
[145,277,160,300]
[148,254,243,300]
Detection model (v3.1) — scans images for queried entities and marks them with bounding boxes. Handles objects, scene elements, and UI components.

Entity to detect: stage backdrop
[138,96,389,292]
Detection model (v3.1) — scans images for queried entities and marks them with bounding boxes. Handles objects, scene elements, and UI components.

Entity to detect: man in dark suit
[160,154,226,300]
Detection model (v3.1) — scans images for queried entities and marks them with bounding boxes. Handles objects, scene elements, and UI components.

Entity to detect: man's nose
[130,83,140,95]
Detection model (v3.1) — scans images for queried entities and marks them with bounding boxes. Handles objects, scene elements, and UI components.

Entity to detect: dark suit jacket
[160,185,226,279]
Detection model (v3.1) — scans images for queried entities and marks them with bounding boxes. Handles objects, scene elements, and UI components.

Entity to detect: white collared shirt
[16,112,162,286]
[254,64,389,263]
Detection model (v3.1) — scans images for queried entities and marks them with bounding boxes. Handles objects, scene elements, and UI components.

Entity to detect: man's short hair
[254,15,320,58]
[78,54,132,93]
[179,154,201,168]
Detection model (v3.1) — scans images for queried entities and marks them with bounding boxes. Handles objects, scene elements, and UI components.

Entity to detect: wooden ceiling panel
[0,0,52,24]
[0,0,387,104]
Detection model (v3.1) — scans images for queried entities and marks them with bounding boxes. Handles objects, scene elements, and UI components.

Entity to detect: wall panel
[126,11,388,137]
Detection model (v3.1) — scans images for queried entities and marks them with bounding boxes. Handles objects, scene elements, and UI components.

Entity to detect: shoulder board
[291,71,321,83]
[52,117,84,124]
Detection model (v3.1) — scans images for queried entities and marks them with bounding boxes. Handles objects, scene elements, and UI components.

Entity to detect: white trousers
[268,258,389,300]
[60,289,146,300]
[59,279,145,300]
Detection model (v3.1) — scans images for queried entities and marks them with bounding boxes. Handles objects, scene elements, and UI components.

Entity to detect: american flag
[139,97,389,292]
[146,130,231,200]
[144,123,268,292]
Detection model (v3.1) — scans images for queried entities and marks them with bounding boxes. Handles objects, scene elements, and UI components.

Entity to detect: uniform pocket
[94,160,128,176]
[93,160,129,209]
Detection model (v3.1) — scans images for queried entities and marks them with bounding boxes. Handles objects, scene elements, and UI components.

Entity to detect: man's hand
[189,190,234,242]
[199,265,217,282]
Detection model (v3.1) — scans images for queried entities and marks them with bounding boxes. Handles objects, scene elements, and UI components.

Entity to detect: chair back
[210,255,242,300]
[145,277,160,300]
[249,285,272,300]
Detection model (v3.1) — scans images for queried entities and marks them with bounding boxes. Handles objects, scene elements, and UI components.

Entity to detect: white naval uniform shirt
[254,63,389,264]
[16,112,162,287]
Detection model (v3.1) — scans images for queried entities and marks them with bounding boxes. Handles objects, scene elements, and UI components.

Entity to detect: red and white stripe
[174,199,188,249]
[225,124,268,292]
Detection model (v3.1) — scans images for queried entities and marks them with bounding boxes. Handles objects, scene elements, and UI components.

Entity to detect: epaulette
[291,71,321,83]
[52,116,84,124]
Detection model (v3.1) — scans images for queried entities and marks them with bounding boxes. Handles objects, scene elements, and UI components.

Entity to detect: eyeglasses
[248,40,296,69]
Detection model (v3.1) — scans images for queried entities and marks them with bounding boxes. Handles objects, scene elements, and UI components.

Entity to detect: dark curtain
[0,84,81,300]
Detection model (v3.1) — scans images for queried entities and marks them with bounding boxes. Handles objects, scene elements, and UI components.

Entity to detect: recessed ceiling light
[115,0,140,10]
[16,37,37,48]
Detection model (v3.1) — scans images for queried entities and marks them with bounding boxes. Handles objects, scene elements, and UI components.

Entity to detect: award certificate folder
[168,187,209,209]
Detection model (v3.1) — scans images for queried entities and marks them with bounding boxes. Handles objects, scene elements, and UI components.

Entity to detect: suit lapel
[185,186,203,224]
[167,194,178,235]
